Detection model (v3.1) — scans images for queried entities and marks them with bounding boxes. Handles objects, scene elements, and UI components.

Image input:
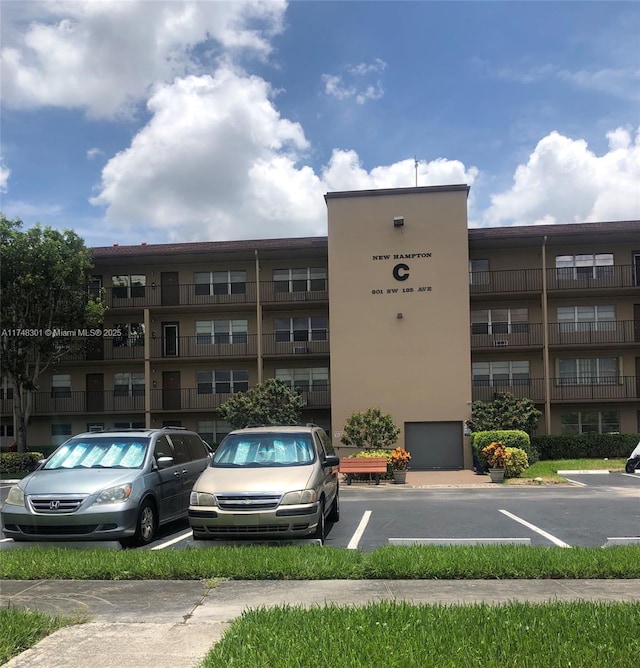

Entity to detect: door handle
[181,469,187,474]
[173,471,181,477]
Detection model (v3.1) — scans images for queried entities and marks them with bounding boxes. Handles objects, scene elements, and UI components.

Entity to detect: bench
[339,457,388,485]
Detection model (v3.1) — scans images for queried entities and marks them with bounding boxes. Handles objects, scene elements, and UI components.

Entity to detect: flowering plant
[482,441,507,469]
[389,447,411,470]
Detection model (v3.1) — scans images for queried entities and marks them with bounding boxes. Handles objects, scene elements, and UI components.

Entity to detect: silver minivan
[1,428,211,548]
[188,425,340,542]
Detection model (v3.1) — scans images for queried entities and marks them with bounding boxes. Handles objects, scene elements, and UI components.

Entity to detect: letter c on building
[393,263,410,281]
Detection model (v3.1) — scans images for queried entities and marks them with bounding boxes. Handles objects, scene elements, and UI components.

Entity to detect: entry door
[636,357,640,402]
[163,323,179,357]
[634,304,640,343]
[86,373,104,412]
[161,272,180,306]
[162,371,181,410]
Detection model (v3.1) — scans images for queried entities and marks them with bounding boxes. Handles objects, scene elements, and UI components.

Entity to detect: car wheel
[626,458,639,473]
[328,490,340,522]
[313,499,325,543]
[120,499,157,548]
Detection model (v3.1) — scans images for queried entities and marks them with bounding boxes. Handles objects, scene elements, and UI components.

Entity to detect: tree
[341,407,400,450]
[218,378,304,429]
[0,215,105,451]
[467,392,541,435]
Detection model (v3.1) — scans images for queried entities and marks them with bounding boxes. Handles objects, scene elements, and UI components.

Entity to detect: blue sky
[0,0,638,247]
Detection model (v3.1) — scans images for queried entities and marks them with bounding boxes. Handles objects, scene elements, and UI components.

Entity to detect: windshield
[212,433,315,468]
[43,437,150,470]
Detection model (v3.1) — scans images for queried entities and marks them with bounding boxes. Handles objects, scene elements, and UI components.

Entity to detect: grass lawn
[200,600,640,667]
[0,608,85,665]
[520,457,626,482]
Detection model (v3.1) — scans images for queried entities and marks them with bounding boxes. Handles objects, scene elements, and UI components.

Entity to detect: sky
[0,0,639,248]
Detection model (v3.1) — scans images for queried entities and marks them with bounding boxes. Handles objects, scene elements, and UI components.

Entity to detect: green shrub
[533,433,639,460]
[504,447,529,478]
[473,430,539,466]
[0,452,43,476]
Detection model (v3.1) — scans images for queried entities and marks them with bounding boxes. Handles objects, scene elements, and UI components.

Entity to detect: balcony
[150,335,258,359]
[469,264,637,297]
[472,377,639,403]
[102,281,329,309]
[262,335,330,357]
[150,386,331,411]
[0,386,332,417]
[471,324,544,349]
[549,321,640,346]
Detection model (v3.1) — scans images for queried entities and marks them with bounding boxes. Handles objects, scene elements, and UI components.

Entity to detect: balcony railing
[548,320,640,346]
[102,282,329,309]
[471,321,640,349]
[261,335,330,356]
[0,386,332,417]
[472,377,639,402]
[471,324,544,349]
[150,336,259,358]
[470,265,637,295]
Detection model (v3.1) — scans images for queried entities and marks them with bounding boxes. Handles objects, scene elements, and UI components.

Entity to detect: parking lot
[2,471,639,552]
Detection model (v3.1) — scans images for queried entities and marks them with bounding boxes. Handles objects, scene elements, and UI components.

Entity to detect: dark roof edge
[324,184,470,201]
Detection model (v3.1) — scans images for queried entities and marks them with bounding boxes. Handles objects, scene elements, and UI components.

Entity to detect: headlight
[92,484,132,505]
[280,489,317,505]
[190,491,217,506]
[5,486,25,506]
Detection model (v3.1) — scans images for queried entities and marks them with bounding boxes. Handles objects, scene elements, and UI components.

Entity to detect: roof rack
[161,425,187,430]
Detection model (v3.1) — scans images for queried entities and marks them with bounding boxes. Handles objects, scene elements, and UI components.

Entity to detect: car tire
[626,458,640,474]
[328,490,340,522]
[120,499,157,548]
[313,499,325,543]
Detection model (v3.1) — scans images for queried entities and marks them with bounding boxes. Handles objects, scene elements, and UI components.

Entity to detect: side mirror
[324,455,340,468]
[156,456,175,470]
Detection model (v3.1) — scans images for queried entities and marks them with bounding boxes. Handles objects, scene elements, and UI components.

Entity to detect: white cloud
[482,127,640,226]
[0,158,10,192]
[0,0,287,118]
[86,147,103,160]
[89,68,479,242]
[322,58,387,105]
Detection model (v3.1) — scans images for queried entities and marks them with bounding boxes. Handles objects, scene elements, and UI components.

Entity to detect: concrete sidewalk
[4,578,640,667]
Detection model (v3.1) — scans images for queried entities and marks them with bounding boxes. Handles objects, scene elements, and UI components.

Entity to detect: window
[472,361,530,386]
[0,378,13,400]
[274,316,328,342]
[114,421,145,429]
[112,275,146,298]
[114,372,145,396]
[555,254,614,281]
[198,420,231,447]
[561,411,620,434]
[51,423,72,446]
[195,320,248,345]
[274,267,327,293]
[51,374,71,398]
[276,368,329,390]
[471,308,529,335]
[469,259,489,285]
[556,306,615,332]
[557,357,619,385]
[194,270,246,296]
[196,370,249,394]
[88,275,102,298]
[0,424,14,438]
[113,323,145,347]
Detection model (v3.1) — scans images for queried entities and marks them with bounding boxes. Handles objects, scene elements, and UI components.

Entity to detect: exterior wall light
[393,216,404,228]
[397,312,403,319]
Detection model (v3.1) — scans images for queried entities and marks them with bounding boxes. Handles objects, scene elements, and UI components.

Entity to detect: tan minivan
[188,425,340,543]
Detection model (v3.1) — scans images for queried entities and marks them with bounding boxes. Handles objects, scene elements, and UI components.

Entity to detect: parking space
[2,473,640,552]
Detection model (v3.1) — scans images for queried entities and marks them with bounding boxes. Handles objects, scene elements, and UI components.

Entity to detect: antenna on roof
[414,156,418,187]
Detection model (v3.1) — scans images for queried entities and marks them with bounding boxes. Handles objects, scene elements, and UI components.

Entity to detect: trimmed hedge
[0,452,43,476]
[532,433,640,461]
[472,429,539,465]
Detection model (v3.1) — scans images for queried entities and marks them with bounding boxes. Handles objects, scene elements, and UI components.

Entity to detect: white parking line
[150,529,192,550]
[347,510,372,550]
[622,473,640,479]
[499,509,571,548]
[564,478,587,487]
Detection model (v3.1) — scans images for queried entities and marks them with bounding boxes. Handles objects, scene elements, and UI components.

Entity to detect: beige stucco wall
[326,186,472,451]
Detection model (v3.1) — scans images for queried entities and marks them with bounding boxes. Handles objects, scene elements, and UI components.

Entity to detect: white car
[625,441,640,473]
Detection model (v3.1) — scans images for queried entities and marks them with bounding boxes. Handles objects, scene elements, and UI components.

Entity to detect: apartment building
[2,186,639,469]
